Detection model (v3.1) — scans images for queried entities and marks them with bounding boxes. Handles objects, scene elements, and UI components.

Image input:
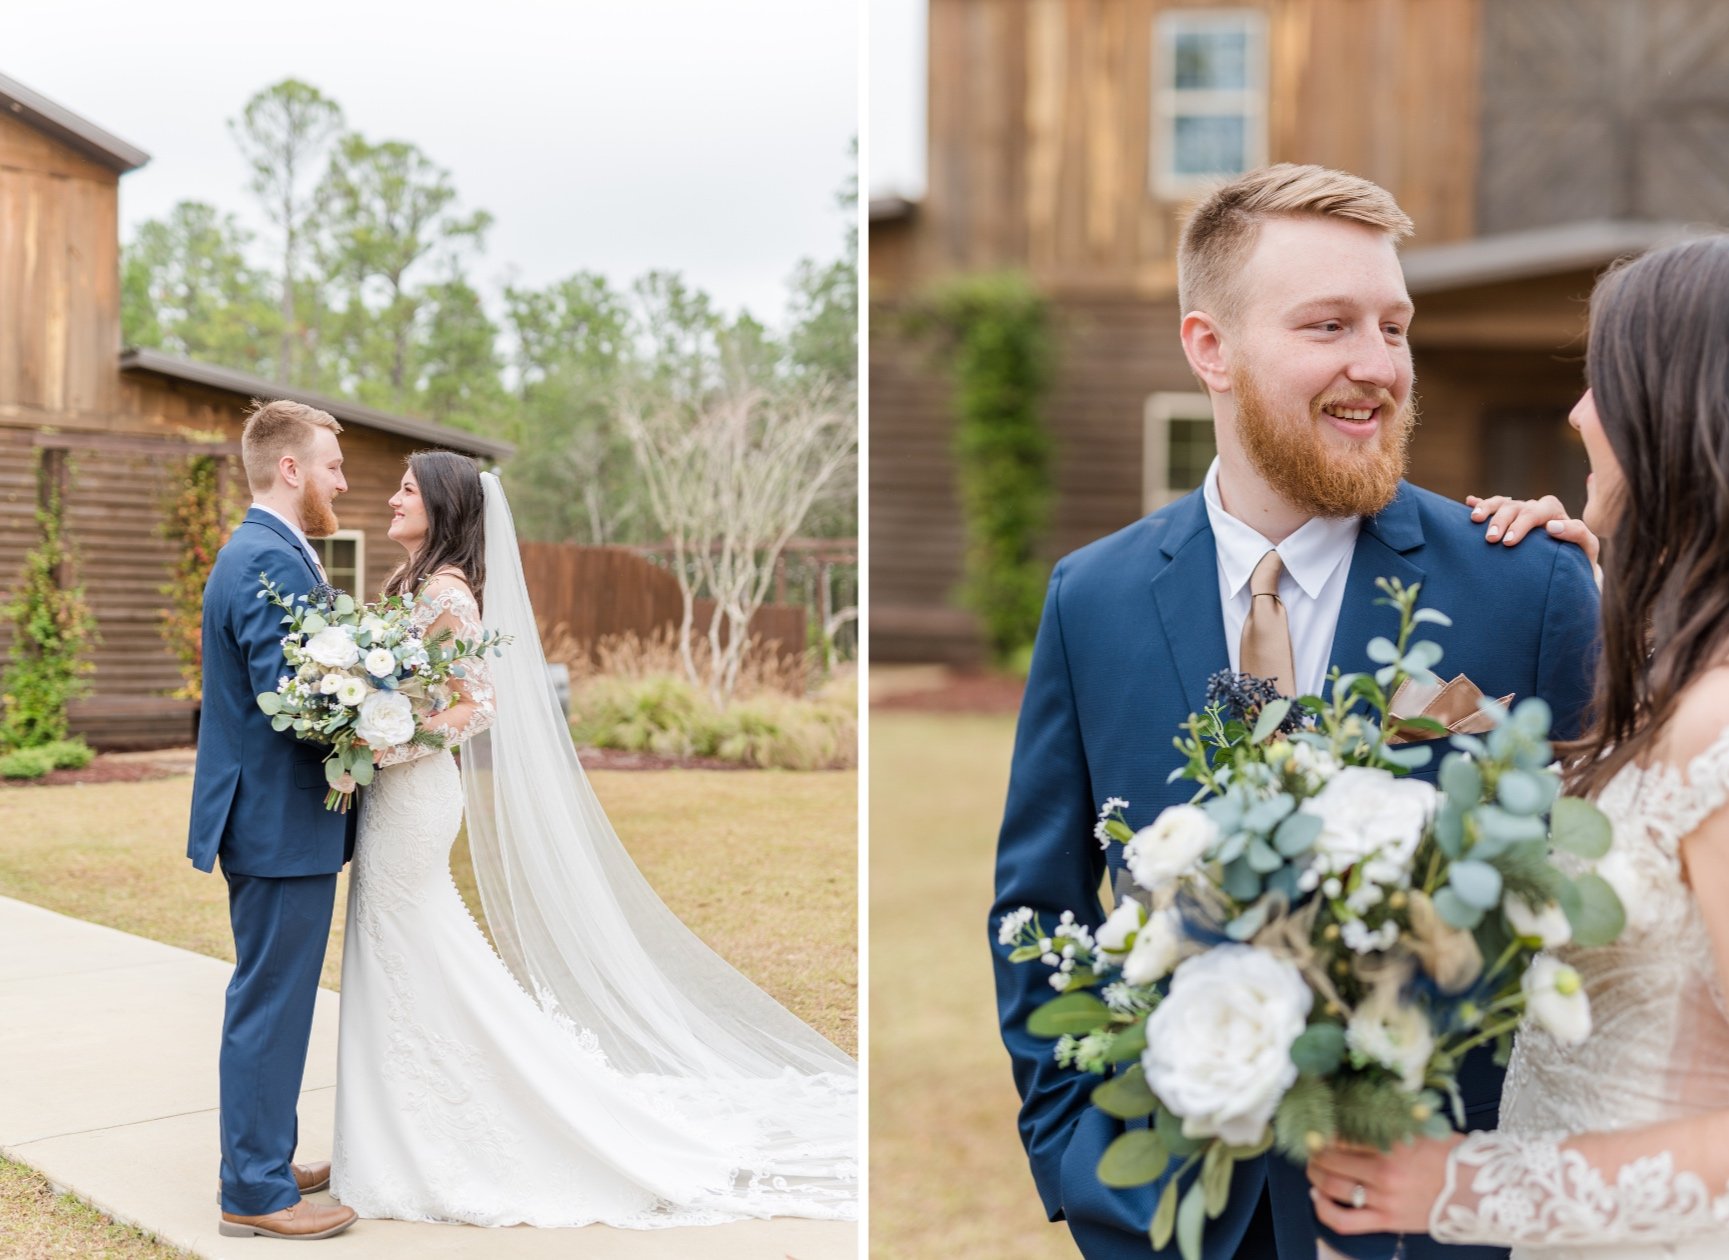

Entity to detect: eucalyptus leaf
[1226,902,1269,941]
[1109,1022,1149,1063]
[1434,886,1484,930]
[1246,838,1283,875]
[1551,797,1613,860]
[1093,1066,1160,1120]
[1366,636,1400,665]
[270,713,293,732]
[1097,1130,1170,1188]
[1027,991,1111,1038]
[324,757,345,786]
[1563,872,1626,948]
[256,692,283,716]
[1273,811,1322,857]
[1433,800,1464,859]
[1150,1179,1180,1249]
[1404,640,1444,672]
[333,593,356,617]
[1512,697,1553,738]
[1222,856,1262,902]
[1176,1181,1207,1260]
[1496,769,1546,816]
[1412,608,1453,627]
[1449,859,1504,911]
[1244,793,1296,833]
[1289,1022,1346,1077]
[1202,1141,1233,1218]
[1380,742,1433,770]
[1252,700,1293,745]
[350,756,375,787]
[1156,1103,1203,1157]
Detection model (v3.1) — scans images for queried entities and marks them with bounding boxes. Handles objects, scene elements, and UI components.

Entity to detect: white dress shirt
[1201,459,1361,698]
[252,501,326,579]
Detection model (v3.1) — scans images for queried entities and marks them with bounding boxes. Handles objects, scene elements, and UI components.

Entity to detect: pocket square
[1386,673,1513,745]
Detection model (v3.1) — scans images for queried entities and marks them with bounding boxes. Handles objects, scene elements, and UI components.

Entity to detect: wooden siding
[1478,0,1729,234]
[915,0,1482,294]
[0,111,120,424]
[520,542,810,665]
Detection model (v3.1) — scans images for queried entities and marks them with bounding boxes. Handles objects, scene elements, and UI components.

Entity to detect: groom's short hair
[241,399,343,491]
[1178,164,1414,328]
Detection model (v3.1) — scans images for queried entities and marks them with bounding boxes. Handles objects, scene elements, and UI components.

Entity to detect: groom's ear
[1180,311,1233,395]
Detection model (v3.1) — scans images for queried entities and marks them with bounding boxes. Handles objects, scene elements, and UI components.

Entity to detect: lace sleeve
[377,577,495,768]
[1431,1130,1729,1247]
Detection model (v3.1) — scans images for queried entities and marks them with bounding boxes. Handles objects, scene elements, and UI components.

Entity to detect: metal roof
[119,348,516,462]
[0,70,150,173]
[1400,219,1707,294]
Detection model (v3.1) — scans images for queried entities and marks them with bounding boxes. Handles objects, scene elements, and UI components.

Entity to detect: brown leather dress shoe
[293,1161,331,1195]
[219,1199,357,1240]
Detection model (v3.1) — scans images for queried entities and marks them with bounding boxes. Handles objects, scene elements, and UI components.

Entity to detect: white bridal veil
[459,471,857,1219]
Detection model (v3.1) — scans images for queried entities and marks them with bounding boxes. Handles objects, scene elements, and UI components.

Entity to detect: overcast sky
[869,0,925,199]
[7,0,858,327]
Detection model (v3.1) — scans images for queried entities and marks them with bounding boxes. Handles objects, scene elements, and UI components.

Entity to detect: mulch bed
[873,672,1027,715]
[0,746,769,786]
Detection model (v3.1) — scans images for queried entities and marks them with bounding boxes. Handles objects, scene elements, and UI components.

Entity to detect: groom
[188,399,359,1241]
[991,165,1600,1259]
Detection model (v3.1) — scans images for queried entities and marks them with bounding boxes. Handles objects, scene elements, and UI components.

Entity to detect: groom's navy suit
[993,482,1600,1260]
[189,508,355,1216]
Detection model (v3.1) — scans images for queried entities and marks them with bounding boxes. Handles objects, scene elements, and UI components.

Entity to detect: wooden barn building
[0,72,514,749]
[871,0,1729,662]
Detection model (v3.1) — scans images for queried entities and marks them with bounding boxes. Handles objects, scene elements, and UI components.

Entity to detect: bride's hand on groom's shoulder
[1306,1134,1463,1236]
[1467,494,1601,568]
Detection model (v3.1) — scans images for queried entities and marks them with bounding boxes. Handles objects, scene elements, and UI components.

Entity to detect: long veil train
[457,471,857,1221]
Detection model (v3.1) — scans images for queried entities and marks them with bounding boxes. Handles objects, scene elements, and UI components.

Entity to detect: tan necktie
[1241,549,1296,697]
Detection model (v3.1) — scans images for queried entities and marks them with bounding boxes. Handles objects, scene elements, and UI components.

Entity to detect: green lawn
[0,768,857,1054]
[870,712,1077,1260]
[0,1155,191,1259]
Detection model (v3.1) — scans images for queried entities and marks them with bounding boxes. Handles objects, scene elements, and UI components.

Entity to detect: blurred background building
[871,0,1729,664]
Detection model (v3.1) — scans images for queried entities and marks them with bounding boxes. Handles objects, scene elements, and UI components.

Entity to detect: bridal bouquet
[253,575,509,810]
[999,578,1624,1260]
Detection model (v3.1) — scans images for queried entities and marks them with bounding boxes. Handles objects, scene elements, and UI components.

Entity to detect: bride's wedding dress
[329,474,856,1228]
[1428,729,1729,1257]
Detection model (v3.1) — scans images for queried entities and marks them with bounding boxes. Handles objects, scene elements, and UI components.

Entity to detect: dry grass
[0,768,856,1053]
[544,625,816,699]
[0,1156,191,1259]
[869,712,1077,1260]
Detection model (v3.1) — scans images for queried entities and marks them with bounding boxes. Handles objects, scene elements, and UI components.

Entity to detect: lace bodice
[377,576,494,768]
[1430,726,1729,1256]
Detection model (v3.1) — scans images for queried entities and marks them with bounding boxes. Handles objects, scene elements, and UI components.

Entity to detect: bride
[1310,236,1729,1255]
[329,451,857,1227]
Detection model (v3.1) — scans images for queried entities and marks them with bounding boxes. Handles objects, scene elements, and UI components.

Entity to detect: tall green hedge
[913,273,1055,669]
[0,459,100,750]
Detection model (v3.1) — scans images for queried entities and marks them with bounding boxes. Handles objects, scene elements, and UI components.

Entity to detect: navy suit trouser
[218,868,337,1216]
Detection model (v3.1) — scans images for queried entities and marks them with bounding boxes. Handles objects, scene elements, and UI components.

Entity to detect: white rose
[360,615,392,641]
[1290,741,1341,783]
[1094,900,1147,964]
[318,673,343,695]
[1121,910,1183,986]
[1502,893,1572,948]
[335,677,371,707]
[1523,954,1591,1046]
[355,688,416,748]
[1141,945,1311,1145]
[364,647,397,678]
[1300,766,1436,876]
[1345,989,1435,1092]
[304,626,360,669]
[1125,805,1219,893]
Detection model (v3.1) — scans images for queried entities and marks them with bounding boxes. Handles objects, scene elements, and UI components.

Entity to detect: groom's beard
[1233,367,1414,519]
[299,481,340,537]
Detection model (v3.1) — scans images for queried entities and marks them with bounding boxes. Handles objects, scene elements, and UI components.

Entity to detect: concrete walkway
[0,896,857,1259]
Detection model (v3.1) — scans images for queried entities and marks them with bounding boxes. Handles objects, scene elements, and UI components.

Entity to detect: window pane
[1174,29,1249,90]
[1167,417,1218,493]
[312,537,360,592]
[1173,114,1247,176]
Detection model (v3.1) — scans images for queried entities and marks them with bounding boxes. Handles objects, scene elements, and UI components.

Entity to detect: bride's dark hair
[1565,236,1729,797]
[382,450,487,614]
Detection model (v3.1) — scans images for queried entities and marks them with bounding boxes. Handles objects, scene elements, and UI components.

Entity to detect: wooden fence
[517,542,809,665]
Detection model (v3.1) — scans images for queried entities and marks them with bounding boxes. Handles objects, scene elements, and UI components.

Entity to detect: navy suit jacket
[991,482,1600,1260]
[187,509,354,877]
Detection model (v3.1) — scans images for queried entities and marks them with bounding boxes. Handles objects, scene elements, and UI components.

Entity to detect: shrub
[42,739,94,769]
[0,747,56,780]
[0,459,101,750]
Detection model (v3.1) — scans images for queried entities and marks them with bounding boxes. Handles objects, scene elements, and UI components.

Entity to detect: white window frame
[312,528,366,597]
[1151,9,1269,200]
[1144,391,1216,514]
